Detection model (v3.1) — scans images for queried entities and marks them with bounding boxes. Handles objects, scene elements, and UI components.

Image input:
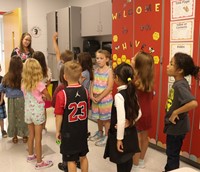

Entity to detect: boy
[55,61,89,172]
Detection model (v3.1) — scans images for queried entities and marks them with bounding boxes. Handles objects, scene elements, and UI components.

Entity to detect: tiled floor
[0,108,199,172]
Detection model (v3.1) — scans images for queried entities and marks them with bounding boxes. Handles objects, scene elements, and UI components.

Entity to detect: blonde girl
[22,58,53,170]
[131,51,154,170]
[89,49,114,147]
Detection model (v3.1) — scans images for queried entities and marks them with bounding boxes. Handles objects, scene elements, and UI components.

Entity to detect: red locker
[112,0,200,167]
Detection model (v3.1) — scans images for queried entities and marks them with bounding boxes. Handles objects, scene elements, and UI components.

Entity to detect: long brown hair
[2,55,23,89]
[134,51,154,92]
[20,32,34,54]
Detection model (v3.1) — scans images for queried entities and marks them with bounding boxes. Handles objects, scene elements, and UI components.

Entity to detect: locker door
[57,7,70,53]
[188,2,200,164]
[46,11,57,54]
[158,1,200,165]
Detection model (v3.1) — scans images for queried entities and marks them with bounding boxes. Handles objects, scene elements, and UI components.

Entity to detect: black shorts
[62,150,88,162]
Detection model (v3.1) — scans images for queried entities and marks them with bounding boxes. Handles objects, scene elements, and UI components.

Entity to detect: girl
[0,64,7,138]
[77,52,94,92]
[22,58,53,170]
[0,56,28,143]
[131,51,154,169]
[11,32,34,62]
[32,51,52,134]
[163,52,199,171]
[89,49,113,147]
[104,62,140,172]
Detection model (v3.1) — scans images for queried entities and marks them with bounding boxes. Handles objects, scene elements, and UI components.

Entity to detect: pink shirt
[22,81,46,104]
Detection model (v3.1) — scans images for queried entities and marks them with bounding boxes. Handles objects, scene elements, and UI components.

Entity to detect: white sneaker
[131,164,139,172]
[89,131,103,141]
[95,136,107,147]
[138,159,145,168]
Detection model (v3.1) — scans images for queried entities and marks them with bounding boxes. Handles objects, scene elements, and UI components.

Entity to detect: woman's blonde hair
[22,58,43,92]
[134,51,154,92]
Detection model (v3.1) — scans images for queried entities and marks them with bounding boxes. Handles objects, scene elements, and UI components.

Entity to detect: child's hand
[115,120,130,129]
[117,140,123,152]
[56,132,61,141]
[53,32,58,40]
[42,94,47,101]
[169,111,179,124]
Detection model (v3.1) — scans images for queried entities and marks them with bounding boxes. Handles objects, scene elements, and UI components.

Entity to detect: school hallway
[0,108,199,172]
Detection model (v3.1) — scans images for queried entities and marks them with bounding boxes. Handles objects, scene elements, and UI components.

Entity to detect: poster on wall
[171,0,196,20]
[168,42,193,84]
[170,19,194,41]
[170,42,193,57]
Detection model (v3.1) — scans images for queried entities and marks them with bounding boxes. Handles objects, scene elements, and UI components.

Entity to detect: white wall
[0,0,110,59]
[65,0,109,7]
[0,0,22,12]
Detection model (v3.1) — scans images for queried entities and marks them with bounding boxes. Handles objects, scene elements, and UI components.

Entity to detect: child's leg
[133,130,148,167]
[27,123,35,155]
[165,134,185,171]
[103,119,110,136]
[139,130,149,160]
[67,161,77,172]
[95,120,110,146]
[80,156,88,172]
[97,119,104,135]
[42,109,47,133]
[34,123,43,163]
[117,158,132,172]
[0,119,3,130]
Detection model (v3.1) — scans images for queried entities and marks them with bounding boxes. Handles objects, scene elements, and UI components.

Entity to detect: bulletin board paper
[170,19,194,41]
[170,42,193,57]
[171,0,196,20]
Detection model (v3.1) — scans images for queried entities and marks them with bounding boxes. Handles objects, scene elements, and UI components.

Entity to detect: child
[163,52,199,171]
[0,64,7,138]
[55,61,89,172]
[131,51,154,169]
[52,32,73,72]
[21,58,53,170]
[77,52,94,92]
[104,62,140,172]
[32,51,52,134]
[52,65,67,108]
[0,56,28,143]
[89,49,113,147]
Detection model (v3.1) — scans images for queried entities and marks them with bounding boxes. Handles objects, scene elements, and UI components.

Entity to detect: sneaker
[1,130,7,138]
[58,162,68,172]
[42,128,47,135]
[89,131,103,141]
[138,159,145,168]
[27,154,37,163]
[27,154,44,163]
[35,160,53,170]
[95,136,107,147]
[131,164,139,172]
